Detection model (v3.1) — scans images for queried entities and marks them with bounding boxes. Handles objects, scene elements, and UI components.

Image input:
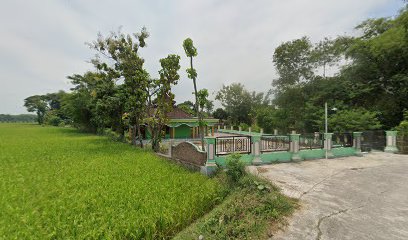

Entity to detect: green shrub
[225,153,246,183]
[174,174,297,240]
[250,124,261,133]
[238,123,249,131]
[159,143,169,154]
[44,111,62,126]
[395,110,408,136]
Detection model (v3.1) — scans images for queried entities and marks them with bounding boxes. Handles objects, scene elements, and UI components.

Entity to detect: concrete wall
[171,142,206,167]
[211,147,357,166]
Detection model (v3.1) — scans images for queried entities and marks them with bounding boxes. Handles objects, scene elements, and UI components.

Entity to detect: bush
[239,123,249,131]
[329,109,382,132]
[159,143,169,154]
[250,124,261,133]
[396,120,408,135]
[395,110,408,136]
[44,111,62,126]
[225,153,246,183]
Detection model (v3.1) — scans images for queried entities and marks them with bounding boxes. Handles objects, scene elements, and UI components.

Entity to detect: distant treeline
[0,114,37,123]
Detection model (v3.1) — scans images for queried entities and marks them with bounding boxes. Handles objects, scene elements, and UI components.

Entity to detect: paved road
[248,152,408,240]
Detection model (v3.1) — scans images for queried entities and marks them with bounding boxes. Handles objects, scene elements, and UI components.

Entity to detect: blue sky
[0,0,405,114]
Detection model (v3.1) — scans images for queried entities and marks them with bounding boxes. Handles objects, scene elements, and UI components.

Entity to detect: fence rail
[332,133,353,148]
[215,136,251,156]
[260,135,290,152]
[300,133,324,149]
[361,130,385,152]
[332,132,353,148]
[397,135,408,154]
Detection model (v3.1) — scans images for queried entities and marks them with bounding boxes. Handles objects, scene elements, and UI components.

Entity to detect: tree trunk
[190,56,205,150]
[137,124,143,148]
[151,124,162,152]
[131,124,137,146]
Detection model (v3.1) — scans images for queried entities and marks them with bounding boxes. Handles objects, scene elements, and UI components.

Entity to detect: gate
[361,130,386,152]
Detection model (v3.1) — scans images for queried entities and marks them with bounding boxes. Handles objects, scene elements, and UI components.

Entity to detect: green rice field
[0,124,223,239]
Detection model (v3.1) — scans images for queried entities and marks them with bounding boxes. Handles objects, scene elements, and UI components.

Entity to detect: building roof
[167,107,193,119]
[165,107,219,127]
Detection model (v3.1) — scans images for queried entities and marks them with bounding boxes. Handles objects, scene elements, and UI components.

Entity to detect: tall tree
[146,54,181,151]
[273,37,314,89]
[89,28,150,145]
[215,83,253,125]
[177,100,195,115]
[24,95,48,124]
[183,38,205,149]
[64,72,105,133]
[212,108,228,121]
[197,88,213,116]
[311,38,342,78]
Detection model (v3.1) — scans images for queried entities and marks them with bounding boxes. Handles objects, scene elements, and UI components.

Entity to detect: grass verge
[174,172,298,239]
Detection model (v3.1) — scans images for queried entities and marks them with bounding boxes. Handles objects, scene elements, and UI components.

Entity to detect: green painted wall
[332,147,356,157]
[212,147,357,166]
[175,125,191,138]
[146,129,152,139]
[299,149,326,160]
[214,154,253,166]
[145,125,191,139]
[260,151,292,163]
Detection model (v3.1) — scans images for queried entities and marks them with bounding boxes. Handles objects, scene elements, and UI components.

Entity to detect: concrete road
[248,152,408,240]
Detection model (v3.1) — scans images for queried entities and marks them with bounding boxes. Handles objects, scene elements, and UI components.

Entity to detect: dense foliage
[215,7,408,134]
[22,29,215,151]
[0,124,223,239]
[225,153,246,183]
[23,28,189,151]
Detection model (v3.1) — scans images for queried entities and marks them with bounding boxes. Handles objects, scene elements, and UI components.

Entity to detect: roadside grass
[174,172,298,240]
[0,124,224,239]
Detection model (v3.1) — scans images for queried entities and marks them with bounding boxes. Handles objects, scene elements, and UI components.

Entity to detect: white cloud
[0,0,404,114]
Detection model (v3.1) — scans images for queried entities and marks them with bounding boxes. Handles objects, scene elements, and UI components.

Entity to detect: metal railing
[300,133,324,149]
[361,130,385,152]
[260,135,290,152]
[215,136,251,156]
[332,132,353,148]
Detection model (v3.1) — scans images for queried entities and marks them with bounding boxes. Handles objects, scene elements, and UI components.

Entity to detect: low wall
[212,147,357,166]
[171,142,207,168]
[397,136,408,154]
